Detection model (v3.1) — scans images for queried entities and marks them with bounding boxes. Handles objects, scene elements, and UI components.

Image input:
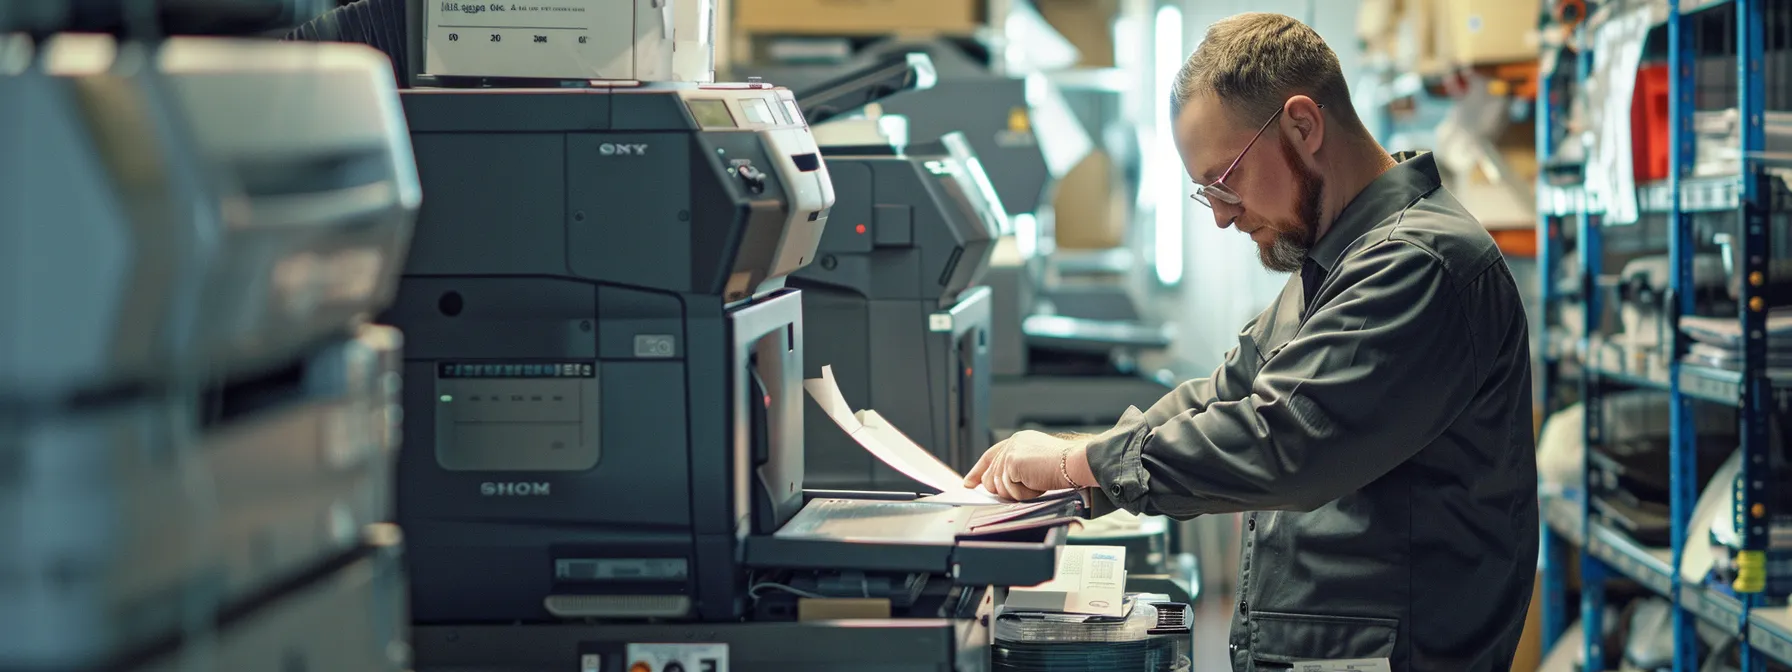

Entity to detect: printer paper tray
[743,490,1078,588]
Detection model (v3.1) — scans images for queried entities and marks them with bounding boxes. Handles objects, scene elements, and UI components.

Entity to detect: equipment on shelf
[1607,254,1730,380]
[1535,392,1737,547]
[1678,309,1792,374]
[1,33,416,672]
[1620,597,1675,671]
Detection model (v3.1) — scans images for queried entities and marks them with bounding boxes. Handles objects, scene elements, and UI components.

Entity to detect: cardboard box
[1439,0,1543,66]
[1396,0,1454,76]
[733,0,985,36]
[1032,0,1120,68]
[1512,570,1545,672]
[1053,149,1130,251]
[1358,0,1405,61]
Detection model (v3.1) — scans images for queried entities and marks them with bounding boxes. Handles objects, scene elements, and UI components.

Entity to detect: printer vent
[543,594,691,619]
[1147,602,1191,635]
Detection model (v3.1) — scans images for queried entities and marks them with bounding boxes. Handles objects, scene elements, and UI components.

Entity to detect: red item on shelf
[1633,63,1671,183]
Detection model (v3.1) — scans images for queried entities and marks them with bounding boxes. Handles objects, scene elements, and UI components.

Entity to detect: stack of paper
[1004,545,1128,618]
[804,366,1070,505]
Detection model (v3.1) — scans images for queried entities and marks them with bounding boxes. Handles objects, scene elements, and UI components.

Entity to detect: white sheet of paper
[805,366,973,494]
[916,488,1004,505]
[857,410,965,491]
[804,365,1074,506]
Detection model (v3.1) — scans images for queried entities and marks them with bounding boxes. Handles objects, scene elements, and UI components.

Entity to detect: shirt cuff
[1081,406,1152,515]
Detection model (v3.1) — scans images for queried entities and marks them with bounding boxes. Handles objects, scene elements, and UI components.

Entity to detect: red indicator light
[855,224,867,234]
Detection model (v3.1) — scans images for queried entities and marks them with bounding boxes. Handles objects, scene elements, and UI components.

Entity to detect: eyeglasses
[1191,103,1324,208]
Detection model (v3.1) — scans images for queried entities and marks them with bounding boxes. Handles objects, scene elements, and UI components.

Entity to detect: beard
[1246,134,1326,273]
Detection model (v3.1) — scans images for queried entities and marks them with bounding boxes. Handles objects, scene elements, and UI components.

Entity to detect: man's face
[1174,95,1325,273]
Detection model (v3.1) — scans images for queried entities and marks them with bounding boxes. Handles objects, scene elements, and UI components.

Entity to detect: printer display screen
[687,99,736,128]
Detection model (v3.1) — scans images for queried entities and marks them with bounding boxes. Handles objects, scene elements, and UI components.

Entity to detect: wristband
[1060,445,1083,489]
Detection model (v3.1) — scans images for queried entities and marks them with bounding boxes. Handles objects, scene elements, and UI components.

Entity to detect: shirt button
[1108,484,1122,497]
[1247,517,1256,531]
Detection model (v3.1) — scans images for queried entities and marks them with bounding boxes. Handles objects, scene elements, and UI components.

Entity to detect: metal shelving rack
[1536,0,1786,669]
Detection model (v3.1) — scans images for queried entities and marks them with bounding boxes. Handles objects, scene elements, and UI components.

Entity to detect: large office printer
[733,41,1174,435]
[786,56,1006,490]
[317,0,1085,668]
[1,25,415,672]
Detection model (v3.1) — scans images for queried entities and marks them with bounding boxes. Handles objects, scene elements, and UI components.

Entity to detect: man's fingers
[995,474,1024,501]
[1001,482,1044,502]
[964,445,1000,487]
[985,454,1011,494]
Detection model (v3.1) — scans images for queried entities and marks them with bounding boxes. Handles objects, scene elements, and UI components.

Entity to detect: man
[964,12,1538,672]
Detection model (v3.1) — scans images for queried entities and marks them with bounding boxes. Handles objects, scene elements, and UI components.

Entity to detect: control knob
[735,164,766,194]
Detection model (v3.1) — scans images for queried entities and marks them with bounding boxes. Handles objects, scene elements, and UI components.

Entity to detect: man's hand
[963,430,1095,501]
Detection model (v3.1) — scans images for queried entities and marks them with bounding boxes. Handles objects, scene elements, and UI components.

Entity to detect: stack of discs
[992,600,1192,672]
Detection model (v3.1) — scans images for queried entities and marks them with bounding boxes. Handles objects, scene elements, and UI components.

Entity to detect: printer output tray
[744,490,1080,587]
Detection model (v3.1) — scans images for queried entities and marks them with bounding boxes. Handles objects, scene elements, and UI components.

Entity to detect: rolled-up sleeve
[1083,240,1481,519]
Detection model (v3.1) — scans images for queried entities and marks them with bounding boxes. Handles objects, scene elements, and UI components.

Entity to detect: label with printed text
[1292,658,1392,672]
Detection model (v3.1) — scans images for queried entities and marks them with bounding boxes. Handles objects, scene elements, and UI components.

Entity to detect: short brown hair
[1171,13,1362,131]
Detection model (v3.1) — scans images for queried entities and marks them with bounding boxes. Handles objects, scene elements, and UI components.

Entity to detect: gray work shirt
[1083,152,1538,671]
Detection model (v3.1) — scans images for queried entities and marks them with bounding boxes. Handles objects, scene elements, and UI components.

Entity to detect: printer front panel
[389,119,706,622]
[387,273,702,623]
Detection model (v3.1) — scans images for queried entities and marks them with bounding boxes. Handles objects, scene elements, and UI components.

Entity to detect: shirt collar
[1306,151,1441,273]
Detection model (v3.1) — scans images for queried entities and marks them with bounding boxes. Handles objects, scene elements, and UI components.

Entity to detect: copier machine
[787,57,1006,490]
[297,0,1083,668]
[2,17,415,672]
[735,40,1174,435]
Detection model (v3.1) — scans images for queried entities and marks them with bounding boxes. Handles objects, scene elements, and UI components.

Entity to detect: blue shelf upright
[1535,42,1571,650]
[1735,0,1773,669]
[1570,29,1613,669]
[1666,1,1699,669]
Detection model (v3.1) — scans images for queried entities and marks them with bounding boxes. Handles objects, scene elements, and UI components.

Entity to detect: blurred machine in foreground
[0,28,417,672]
